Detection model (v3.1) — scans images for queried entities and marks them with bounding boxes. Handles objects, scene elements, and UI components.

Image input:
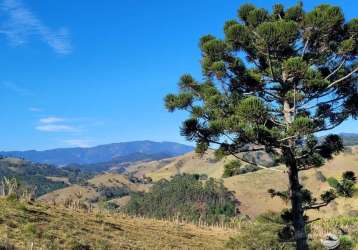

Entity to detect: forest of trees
[125,174,239,225]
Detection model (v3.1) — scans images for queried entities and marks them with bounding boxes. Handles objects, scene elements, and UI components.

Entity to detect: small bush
[327,177,339,189]
[343,171,357,182]
[226,214,294,250]
[327,172,357,198]
[238,164,260,174]
[223,161,260,178]
[320,190,337,203]
[96,185,130,200]
[337,179,356,197]
[223,160,241,178]
[340,236,354,250]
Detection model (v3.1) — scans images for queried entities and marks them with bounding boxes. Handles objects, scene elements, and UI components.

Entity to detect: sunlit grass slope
[0,198,234,249]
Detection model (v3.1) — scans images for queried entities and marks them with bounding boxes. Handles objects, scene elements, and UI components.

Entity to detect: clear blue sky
[0,0,357,150]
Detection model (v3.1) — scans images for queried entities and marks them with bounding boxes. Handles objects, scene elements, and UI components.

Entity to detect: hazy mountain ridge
[338,133,358,146]
[67,151,176,173]
[0,141,194,166]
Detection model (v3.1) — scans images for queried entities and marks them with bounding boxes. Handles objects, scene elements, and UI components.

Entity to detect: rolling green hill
[0,157,93,196]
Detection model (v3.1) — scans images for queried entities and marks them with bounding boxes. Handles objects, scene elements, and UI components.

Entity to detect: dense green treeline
[125,174,239,225]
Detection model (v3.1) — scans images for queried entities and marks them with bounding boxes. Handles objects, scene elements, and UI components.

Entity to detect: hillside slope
[36,146,358,219]
[0,198,233,249]
[131,147,358,218]
[0,157,93,196]
[128,151,226,180]
[39,173,149,207]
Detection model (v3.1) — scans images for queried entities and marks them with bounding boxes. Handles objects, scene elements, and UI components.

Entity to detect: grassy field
[0,198,235,250]
[2,197,358,249]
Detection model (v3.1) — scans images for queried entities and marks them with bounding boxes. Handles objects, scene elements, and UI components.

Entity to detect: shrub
[96,185,130,201]
[125,174,239,225]
[238,164,260,174]
[336,179,356,197]
[223,160,241,178]
[223,161,260,178]
[340,236,354,250]
[320,190,336,203]
[328,172,357,198]
[226,213,294,250]
[343,171,357,182]
[327,177,339,189]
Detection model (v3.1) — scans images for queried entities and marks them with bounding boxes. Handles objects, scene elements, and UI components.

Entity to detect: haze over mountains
[0,141,194,166]
[1,133,357,167]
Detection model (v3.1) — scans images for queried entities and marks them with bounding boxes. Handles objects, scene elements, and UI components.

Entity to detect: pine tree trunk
[284,148,309,250]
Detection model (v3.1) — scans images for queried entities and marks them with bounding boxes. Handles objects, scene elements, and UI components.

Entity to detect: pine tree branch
[327,65,358,89]
[300,95,346,111]
[313,118,346,133]
[301,89,336,105]
[206,138,283,173]
[278,136,297,142]
[301,39,309,57]
[324,59,346,80]
[304,202,329,210]
[306,218,321,224]
[230,153,284,173]
[263,90,280,100]
[269,118,286,127]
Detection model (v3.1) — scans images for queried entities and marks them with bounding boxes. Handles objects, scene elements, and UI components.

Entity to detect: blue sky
[0,0,357,151]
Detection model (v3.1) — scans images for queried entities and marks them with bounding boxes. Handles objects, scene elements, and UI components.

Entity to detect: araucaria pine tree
[165,3,357,249]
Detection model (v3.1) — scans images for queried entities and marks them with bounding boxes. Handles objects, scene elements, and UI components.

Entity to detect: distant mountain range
[0,134,356,167]
[0,141,194,166]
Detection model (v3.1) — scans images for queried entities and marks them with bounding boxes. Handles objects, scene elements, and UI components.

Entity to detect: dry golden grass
[224,147,358,218]
[142,151,227,181]
[88,173,148,192]
[39,173,149,206]
[0,198,235,250]
[38,184,98,204]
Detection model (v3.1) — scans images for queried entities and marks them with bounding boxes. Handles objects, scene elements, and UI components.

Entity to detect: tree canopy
[165,2,357,249]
